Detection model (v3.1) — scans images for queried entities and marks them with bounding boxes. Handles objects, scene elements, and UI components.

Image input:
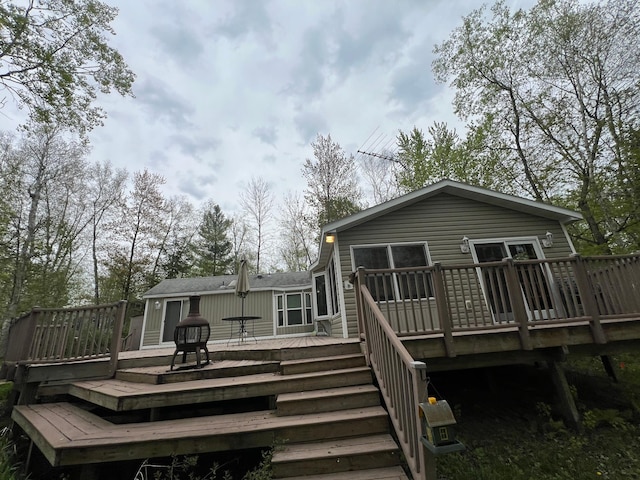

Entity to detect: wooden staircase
[271,352,408,479]
[12,340,410,479]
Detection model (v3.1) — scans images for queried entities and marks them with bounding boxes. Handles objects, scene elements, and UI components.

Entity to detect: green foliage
[436,356,640,479]
[192,202,234,276]
[0,0,135,133]
[132,449,273,480]
[303,133,363,228]
[433,0,640,253]
[395,121,510,193]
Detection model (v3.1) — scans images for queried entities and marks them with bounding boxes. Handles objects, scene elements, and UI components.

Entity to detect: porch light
[154,301,161,310]
[325,233,335,244]
[542,231,553,248]
[460,236,470,254]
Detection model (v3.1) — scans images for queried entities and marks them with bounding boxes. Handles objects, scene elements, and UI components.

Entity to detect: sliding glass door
[472,239,555,322]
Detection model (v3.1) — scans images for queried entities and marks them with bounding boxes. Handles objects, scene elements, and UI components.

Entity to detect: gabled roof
[313,179,583,269]
[143,271,311,299]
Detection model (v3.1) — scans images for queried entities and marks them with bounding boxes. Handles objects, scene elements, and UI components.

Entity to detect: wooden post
[432,263,456,358]
[503,258,532,350]
[108,301,127,377]
[355,267,371,366]
[571,254,606,344]
[600,355,619,383]
[548,360,582,431]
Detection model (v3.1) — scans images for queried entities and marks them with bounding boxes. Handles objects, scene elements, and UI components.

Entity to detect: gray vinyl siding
[336,193,575,335]
[142,288,316,347]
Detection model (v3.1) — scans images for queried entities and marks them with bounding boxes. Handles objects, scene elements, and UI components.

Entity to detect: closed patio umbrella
[236,259,250,317]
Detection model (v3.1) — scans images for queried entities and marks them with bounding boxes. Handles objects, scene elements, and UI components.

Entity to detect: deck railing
[3,300,127,376]
[353,253,640,479]
[358,253,640,353]
[354,268,429,480]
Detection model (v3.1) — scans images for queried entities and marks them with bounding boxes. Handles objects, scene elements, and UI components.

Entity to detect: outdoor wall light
[154,301,161,310]
[460,236,470,254]
[325,233,335,244]
[542,231,553,248]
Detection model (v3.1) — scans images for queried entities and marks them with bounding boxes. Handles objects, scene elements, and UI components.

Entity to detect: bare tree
[279,191,317,270]
[303,133,363,228]
[105,170,167,304]
[240,177,274,273]
[229,214,250,274]
[359,150,400,204]
[86,160,127,303]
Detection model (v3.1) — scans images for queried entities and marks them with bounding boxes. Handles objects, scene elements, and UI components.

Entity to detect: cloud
[134,77,195,128]
[294,111,328,145]
[150,23,205,65]
[167,134,220,159]
[252,126,278,146]
[214,0,273,42]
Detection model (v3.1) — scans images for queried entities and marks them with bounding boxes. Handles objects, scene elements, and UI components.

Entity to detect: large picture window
[352,243,433,301]
[277,292,313,327]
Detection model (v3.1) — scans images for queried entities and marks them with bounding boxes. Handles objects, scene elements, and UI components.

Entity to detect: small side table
[222,316,260,345]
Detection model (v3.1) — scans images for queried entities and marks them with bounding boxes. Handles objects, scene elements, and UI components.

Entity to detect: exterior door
[162,300,184,343]
[473,240,554,323]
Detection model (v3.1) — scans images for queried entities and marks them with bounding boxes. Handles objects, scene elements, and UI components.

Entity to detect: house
[140,271,312,348]
[143,179,584,348]
[311,179,583,338]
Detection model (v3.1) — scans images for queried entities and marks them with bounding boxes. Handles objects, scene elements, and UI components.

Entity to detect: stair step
[272,434,402,478]
[280,353,366,375]
[115,359,279,384]
[12,403,391,467]
[277,384,380,416]
[279,466,410,480]
[69,367,373,412]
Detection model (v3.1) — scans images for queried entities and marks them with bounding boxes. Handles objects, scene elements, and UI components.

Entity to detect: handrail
[355,267,429,480]
[4,300,127,377]
[357,253,640,344]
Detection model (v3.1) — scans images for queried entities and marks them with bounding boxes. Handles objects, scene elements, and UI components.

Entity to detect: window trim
[313,255,341,319]
[276,291,313,327]
[350,241,434,301]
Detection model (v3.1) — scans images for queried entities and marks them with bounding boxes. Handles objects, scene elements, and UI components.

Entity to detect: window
[352,243,433,301]
[314,256,341,317]
[277,292,313,327]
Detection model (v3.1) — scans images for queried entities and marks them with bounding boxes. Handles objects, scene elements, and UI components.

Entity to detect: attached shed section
[141,271,313,348]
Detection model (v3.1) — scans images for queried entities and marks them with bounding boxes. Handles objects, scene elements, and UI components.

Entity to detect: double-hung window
[352,243,433,301]
[277,292,313,327]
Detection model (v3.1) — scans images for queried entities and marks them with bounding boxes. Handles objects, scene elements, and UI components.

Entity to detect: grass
[0,381,27,480]
[435,353,640,480]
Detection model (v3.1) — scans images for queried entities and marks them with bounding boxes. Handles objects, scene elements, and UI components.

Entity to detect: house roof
[143,271,312,299]
[313,179,583,269]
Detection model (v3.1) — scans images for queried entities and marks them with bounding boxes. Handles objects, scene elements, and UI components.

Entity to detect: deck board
[68,367,372,411]
[13,402,389,466]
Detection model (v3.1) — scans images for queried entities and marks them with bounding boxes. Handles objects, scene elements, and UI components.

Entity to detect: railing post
[411,361,430,480]
[503,258,533,350]
[355,267,371,366]
[108,301,127,377]
[570,254,606,344]
[431,263,456,357]
[23,309,40,361]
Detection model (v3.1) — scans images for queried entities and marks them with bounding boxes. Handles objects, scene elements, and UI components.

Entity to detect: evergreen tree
[193,202,233,276]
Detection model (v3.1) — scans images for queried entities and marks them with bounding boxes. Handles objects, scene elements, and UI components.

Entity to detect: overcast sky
[7,0,535,216]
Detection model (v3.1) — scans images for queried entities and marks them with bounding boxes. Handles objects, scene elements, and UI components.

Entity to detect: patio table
[222,316,260,344]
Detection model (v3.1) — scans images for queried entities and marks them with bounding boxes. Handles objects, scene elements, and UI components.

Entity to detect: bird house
[419,397,457,447]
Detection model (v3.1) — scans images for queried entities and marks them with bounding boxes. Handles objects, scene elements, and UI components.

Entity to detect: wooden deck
[11,337,411,479]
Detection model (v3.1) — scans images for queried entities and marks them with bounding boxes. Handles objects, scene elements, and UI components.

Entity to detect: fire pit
[170,295,210,370]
